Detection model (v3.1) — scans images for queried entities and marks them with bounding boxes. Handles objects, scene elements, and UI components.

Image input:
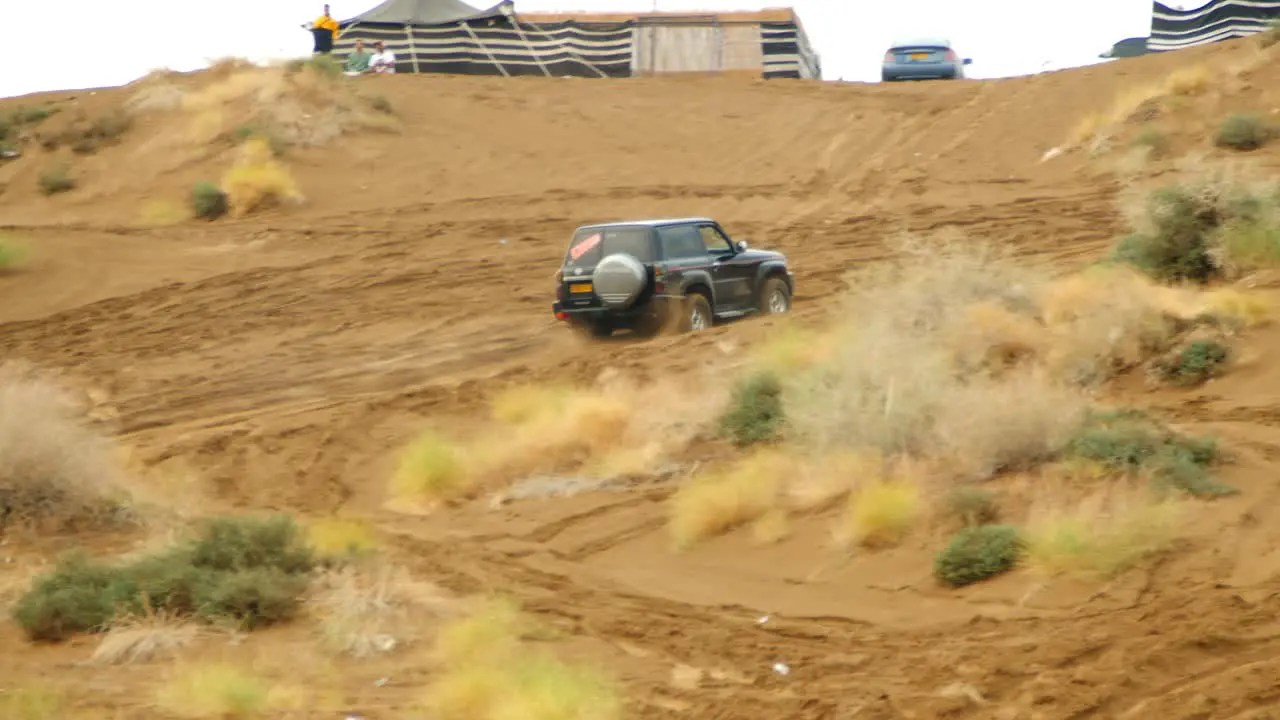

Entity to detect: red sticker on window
[569,233,602,261]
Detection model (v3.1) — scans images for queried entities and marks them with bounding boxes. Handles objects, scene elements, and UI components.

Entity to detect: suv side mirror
[735,240,749,253]
[962,58,973,65]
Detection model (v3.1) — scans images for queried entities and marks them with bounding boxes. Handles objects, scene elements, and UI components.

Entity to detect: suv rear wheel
[683,292,713,332]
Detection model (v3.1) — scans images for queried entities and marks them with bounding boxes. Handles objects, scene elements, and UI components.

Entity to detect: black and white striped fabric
[335,14,820,79]
[1150,0,1280,51]
[335,17,634,77]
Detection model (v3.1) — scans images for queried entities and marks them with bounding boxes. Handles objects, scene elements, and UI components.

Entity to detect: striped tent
[335,0,634,78]
[333,2,819,79]
[1150,0,1280,51]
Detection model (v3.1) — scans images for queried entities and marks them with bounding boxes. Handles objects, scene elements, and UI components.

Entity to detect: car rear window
[563,226,654,269]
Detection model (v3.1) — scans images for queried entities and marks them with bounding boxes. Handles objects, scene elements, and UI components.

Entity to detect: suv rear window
[563,226,654,269]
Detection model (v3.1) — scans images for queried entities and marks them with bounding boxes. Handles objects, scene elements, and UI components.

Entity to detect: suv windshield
[563,226,654,270]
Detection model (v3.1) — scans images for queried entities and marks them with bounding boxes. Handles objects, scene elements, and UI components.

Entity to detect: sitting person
[369,41,397,74]
[344,39,373,75]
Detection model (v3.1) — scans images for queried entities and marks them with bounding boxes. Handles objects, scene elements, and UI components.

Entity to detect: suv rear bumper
[553,295,679,327]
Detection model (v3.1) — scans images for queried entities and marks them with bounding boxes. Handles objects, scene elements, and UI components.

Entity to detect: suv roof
[889,37,952,49]
[575,217,716,231]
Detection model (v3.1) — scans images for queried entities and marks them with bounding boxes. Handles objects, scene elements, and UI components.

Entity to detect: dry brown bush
[310,563,453,658]
[0,364,133,533]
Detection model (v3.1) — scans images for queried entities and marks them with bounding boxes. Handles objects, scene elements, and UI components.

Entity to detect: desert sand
[2,34,1280,719]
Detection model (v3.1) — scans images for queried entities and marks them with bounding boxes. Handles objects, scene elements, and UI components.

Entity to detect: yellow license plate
[911,53,928,60]
[570,282,593,293]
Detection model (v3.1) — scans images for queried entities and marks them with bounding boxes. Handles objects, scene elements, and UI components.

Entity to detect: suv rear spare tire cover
[593,253,646,309]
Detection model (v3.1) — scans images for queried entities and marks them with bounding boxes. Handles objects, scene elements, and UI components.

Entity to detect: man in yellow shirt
[304,4,341,54]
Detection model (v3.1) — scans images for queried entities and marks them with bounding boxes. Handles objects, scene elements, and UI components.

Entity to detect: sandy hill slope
[2,34,1280,719]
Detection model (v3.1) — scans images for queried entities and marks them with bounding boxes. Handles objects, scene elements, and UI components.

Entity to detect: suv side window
[697,224,734,254]
[657,224,704,260]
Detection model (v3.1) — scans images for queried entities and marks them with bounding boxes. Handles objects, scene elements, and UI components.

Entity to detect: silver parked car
[881,37,972,82]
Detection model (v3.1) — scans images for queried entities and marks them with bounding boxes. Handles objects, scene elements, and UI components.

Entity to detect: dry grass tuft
[838,476,923,549]
[90,611,201,665]
[782,237,1090,479]
[388,429,472,510]
[219,136,303,217]
[426,596,622,720]
[1023,488,1182,580]
[1164,64,1213,96]
[306,516,380,563]
[667,450,789,550]
[138,199,190,227]
[311,563,453,658]
[0,685,66,720]
[0,363,133,533]
[1200,287,1273,329]
[155,662,272,718]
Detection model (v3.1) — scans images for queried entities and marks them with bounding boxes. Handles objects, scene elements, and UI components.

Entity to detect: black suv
[551,217,795,337]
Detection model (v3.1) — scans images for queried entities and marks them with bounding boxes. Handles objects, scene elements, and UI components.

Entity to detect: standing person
[370,41,398,74]
[304,4,341,54]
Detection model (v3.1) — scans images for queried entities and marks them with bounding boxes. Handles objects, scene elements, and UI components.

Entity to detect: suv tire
[682,292,713,332]
[759,277,791,315]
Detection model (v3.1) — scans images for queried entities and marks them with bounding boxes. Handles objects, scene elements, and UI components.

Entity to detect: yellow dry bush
[1039,266,1178,382]
[947,300,1048,374]
[748,324,835,374]
[220,136,303,217]
[667,450,788,550]
[784,448,881,511]
[156,663,271,718]
[493,387,634,478]
[489,383,574,426]
[388,430,472,509]
[1164,64,1213,96]
[426,598,622,720]
[839,477,923,549]
[1,685,66,720]
[1200,287,1273,329]
[751,508,791,545]
[306,516,379,561]
[138,199,189,227]
[1023,496,1181,580]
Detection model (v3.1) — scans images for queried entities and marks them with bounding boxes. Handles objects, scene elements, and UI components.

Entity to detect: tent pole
[463,21,510,77]
[406,23,421,73]
[506,17,552,76]
[522,21,609,78]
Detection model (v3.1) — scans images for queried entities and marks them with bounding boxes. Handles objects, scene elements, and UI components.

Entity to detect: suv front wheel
[759,277,791,315]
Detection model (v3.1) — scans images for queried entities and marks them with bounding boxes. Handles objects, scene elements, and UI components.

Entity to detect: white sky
[3,0,1161,99]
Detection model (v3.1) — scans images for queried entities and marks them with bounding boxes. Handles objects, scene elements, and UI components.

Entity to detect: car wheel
[683,292,713,333]
[759,277,791,315]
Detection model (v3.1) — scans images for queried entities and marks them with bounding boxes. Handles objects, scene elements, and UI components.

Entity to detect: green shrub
[934,525,1023,587]
[15,106,52,125]
[1217,218,1280,269]
[287,54,343,79]
[1111,176,1280,282]
[188,515,315,574]
[191,181,228,219]
[717,371,785,447]
[1134,125,1170,156]
[1158,339,1229,386]
[37,165,75,196]
[0,236,26,270]
[11,515,316,642]
[1064,408,1235,498]
[1215,113,1270,151]
[941,486,1000,527]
